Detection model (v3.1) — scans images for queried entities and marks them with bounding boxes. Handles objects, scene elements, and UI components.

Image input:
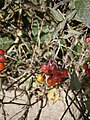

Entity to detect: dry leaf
[47,88,56,101]
[53,93,59,104]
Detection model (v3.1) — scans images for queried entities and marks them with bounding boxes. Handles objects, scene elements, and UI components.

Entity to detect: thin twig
[60,88,82,120]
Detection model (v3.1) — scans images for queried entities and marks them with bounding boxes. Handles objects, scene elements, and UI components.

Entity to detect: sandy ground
[0,89,82,120]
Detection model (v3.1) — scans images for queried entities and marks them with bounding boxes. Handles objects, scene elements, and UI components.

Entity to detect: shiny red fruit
[49,65,57,74]
[53,73,62,83]
[0,49,4,55]
[85,38,90,43]
[45,70,51,75]
[41,64,48,73]
[46,77,56,86]
[83,63,88,70]
[47,60,58,74]
[59,68,68,78]
[0,62,5,71]
[85,69,90,76]
[0,55,6,63]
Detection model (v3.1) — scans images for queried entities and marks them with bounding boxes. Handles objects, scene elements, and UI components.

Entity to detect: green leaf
[32,26,38,36]
[42,26,49,33]
[66,10,76,21]
[41,33,51,43]
[0,36,13,50]
[75,0,90,28]
[33,79,39,88]
[74,44,82,53]
[62,29,82,39]
[70,70,82,91]
[62,34,73,39]
[68,30,82,36]
[32,20,38,36]
[48,7,63,22]
[56,19,67,32]
[73,14,83,22]
[69,0,75,9]
[19,81,30,90]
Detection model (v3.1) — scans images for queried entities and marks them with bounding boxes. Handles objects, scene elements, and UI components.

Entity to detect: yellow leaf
[53,93,59,104]
[47,88,56,101]
[48,88,56,94]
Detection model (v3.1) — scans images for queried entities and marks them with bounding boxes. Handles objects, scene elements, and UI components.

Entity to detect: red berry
[0,62,5,71]
[41,63,48,73]
[85,69,90,76]
[0,49,4,55]
[59,68,68,78]
[45,70,51,75]
[49,65,57,74]
[46,77,56,86]
[85,38,90,43]
[41,60,58,75]
[83,63,88,70]
[0,55,6,63]
[47,60,58,74]
[53,73,62,83]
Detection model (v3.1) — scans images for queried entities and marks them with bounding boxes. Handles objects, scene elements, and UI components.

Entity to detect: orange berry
[37,74,45,83]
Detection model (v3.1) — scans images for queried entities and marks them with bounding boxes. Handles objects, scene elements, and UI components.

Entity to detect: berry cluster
[0,49,6,71]
[37,60,68,86]
[83,63,90,76]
